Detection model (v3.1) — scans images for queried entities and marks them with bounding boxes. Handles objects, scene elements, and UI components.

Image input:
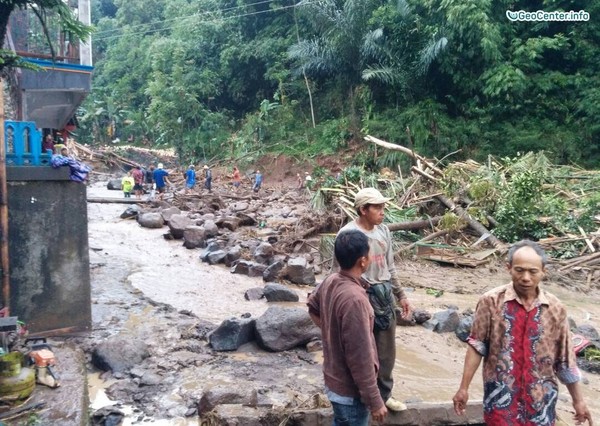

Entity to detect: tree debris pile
[312,136,600,287]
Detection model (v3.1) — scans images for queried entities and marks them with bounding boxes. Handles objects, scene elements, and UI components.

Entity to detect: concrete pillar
[78,0,92,66]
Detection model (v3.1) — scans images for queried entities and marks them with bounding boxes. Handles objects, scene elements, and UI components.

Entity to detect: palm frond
[362,66,398,85]
[418,34,448,75]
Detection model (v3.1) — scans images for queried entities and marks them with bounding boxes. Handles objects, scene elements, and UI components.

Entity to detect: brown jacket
[307,271,384,411]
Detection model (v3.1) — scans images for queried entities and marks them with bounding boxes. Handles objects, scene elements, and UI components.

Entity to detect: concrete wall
[6,166,91,334]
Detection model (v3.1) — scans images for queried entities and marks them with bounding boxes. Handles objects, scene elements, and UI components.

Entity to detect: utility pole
[0,77,10,314]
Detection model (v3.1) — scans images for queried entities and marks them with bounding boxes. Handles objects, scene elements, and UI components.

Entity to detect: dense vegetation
[79,0,600,168]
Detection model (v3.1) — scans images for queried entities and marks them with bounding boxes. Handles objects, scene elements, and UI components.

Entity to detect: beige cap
[354,188,391,208]
[157,163,164,169]
[203,165,209,169]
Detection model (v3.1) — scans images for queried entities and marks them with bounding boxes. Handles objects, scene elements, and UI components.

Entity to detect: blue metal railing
[4,121,51,166]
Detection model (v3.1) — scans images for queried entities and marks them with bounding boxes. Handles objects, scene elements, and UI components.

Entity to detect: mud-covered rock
[263,260,285,282]
[198,386,257,415]
[248,263,267,278]
[284,257,315,285]
[91,336,150,373]
[183,226,207,249]
[209,317,256,351]
[137,212,164,229]
[577,324,600,341]
[232,202,249,212]
[236,212,257,226]
[204,250,226,265]
[200,241,225,261]
[455,315,474,342]
[413,309,432,325]
[255,306,320,352]
[107,179,122,190]
[263,283,299,302]
[216,216,241,231]
[168,214,193,239]
[231,260,252,275]
[203,220,219,237]
[91,406,125,426]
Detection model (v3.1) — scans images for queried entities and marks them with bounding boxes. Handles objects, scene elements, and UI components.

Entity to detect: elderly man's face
[507,246,546,294]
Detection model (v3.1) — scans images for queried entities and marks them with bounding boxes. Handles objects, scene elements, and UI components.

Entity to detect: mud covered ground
[81,180,600,426]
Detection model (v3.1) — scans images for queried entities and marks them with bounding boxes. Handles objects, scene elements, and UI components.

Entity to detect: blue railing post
[4,121,47,166]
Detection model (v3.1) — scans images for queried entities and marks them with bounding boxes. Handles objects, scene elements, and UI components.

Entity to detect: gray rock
[183,226,207,249]
[91,336,150,373]
[576,324,600,341]
[253,242,274,265]
[263,283,299,302]
[263,260,285,282]
[413,309,432,325]
[140,371,162,386]
[198,386,257,415]
[137,212,164,229]
[455,315,474,342]
[255,306,320,352]
[248,263,267,278]
[244,287,264,301]
[209,317,256,351]
[232,202,249,212]
[205,250,226,265]
[168,214,193,239]
[284,257,315,285]
[202,213,216,221]
[161,206,181,222]
[216,216,241,231]
[107,179,122,190]
[231,260,252,275]
[120,205,142,219]
[306,340,322,353]
[203,220,219,237]
[224,245,242,267]
[200,241,225,260]
[423,309,460,333]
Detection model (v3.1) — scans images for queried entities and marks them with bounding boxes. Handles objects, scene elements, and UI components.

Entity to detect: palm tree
[289,0,409,131]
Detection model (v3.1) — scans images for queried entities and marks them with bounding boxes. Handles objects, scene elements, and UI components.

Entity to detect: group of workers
[308,187,594,426]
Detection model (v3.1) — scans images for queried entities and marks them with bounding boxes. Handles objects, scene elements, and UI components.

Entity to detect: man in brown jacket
[308,230,387,425]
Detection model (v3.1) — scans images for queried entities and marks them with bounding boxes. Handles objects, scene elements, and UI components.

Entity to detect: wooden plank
[87,197,148,204]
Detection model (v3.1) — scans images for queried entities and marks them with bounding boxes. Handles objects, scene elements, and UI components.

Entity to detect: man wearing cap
[335,187,412,412]
[153,163,170,199]
[203,165,212,193]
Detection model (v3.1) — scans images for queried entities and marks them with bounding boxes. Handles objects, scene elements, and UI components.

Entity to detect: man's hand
[573,400,593,425]
[452,388,469,416]
[371,405,388,423]
[399,298,412,320]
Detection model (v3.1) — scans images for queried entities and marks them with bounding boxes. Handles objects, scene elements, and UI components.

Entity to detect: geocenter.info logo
[506,10,589,22]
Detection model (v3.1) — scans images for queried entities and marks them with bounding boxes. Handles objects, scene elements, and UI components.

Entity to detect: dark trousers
[374,317,396,401]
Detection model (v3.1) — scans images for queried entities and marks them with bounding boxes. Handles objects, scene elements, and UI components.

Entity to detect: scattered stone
[203,220,219,237]
[224,245,242,267]
[245,288,264,301]
[209,318,256,351]
[422,309,460,333]
[200,241,225,260]
[263,260,285,282]
[91,406,125,426]
[263,283,299,302]
[91,336,150,373]
[216,216,241,231]
[576,324,600,341]
[168,214,193,239]
[120,205,142,219]
[455,315,474,342]
[140,371,162,386]
[248,263,267,278]
[198,386,257,415]
[284,257,316,285]
[205,250,226,265]
[137,212,164,229]
[253,242,274,265]
[232,202,249,212]
[255,306,320,352]
[396,309,416,327]
[236,213,257,226]
[183,226,207,249]
[231,260,252,275]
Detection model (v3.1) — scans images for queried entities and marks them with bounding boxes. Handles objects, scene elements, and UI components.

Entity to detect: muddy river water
[86,182,600,425]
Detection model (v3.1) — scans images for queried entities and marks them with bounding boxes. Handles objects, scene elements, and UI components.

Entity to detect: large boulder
[284,257,315,285]
[423,309,460,333]
[137,212,164,229]
[168,214,194,239]
[198,386,257,415]
[231,260,266,277]
[183,226,207,249]
[161,206,181,222]
[253,242,274,265]
[255,306,320,352]
[576,324,600,341]
[263,283,299,302]
[203,220,219,238]
[107,179,122,190]
[91,336,150,373]
[224,246,242,267]
[209,317,256,351]
[216,216,241,232]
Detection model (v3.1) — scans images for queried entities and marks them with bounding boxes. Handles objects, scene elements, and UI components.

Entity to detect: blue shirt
[186,169,196,186]
[255,173,263,185]
[153,169,169,188]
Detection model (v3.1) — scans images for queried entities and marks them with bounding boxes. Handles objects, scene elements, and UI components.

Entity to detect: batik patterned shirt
[467,284,581,426]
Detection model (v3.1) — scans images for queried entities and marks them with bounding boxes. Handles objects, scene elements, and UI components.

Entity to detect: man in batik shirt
[453,240,593,426]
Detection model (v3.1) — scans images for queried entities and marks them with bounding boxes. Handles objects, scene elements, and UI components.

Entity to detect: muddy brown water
[86,182,600,425]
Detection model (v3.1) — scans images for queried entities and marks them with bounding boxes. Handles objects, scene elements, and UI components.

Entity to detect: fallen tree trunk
[435,194,504,249]
[87,197,147,204]
[388,216,441,232]
[397,229,449,254]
